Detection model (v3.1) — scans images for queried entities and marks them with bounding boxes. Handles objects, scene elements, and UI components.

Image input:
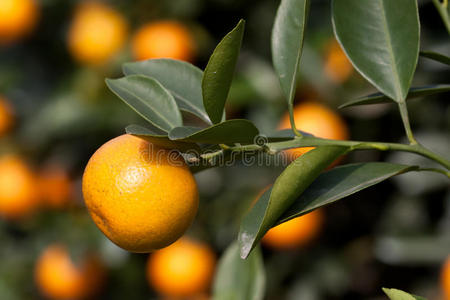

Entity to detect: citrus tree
[81,0,450,299]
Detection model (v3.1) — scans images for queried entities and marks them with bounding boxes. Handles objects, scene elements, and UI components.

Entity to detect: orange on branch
[82,134,199,253]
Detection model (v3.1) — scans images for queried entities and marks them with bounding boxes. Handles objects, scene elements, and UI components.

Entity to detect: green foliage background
[0,0,449,299]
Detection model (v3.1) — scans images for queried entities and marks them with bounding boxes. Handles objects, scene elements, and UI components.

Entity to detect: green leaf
[339,84,450,108]
[272,0,310,106]
[169,119,259,144]
[125,124,200,152]
[332,0,420,102]
[106,75,182,132]
[420,50,450,65]
[278,162,417,224]
[202,19,245,124]
[212,242,265,300]
[382,288,427,300]
[123,59,211,124]
[238,146,348,258]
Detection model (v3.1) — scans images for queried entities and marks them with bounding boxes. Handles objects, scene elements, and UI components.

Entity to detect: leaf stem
[432,0,450,34]
[288,102,303,137]
[195,136,450,172]
[398,102,417,145]
[416,167,450,178]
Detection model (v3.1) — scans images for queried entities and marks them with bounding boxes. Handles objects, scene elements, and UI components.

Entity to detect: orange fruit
[442,255,450,300]
[35,243,105,300]
[38,166,73,209]
[147,237,216,298]
[262,209,324,250]
[82,134,199,253]
[131,20,195,62]
[0,155,38,219]
[0,0,39,44]
[324,39,353,84]
[67,1,128,65]
[0,97,14,136]
[278,101,349,162]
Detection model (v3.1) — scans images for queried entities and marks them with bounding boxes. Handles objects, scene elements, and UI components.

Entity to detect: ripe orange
[35,243,105,300]
[0,155,38,219]
[67,1,127,65]
[147,237,216,298]
[82,134,199,253]
[0,0,39,44]
[0,97,14,136]
[131,20,195,62]
[262,209,324,250]
[324,39,353,84]
[278,101,349,161]
[442,255,450,300]
[38,166,73,209]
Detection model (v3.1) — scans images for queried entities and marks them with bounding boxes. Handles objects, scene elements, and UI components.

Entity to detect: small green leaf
[123,59,211,124]
[339,84,450,108]
[238,146,348,258]
[212,242,265,300]
[169,119,259,144]
[272,0,310,106]
[202,19,245,124]
[382,288,427,300]
[106,75,182,132]
[332,0,420,102]
[420,50,450,65]
[125,124,200,152]
[278,162,417,224]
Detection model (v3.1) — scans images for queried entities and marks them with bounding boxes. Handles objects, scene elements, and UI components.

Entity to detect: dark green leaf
[123,59,211,124]
[239,146,348,258]
[278,163,417,224]
[339,85,450,108]
[332,0,420,102]
[125,124,200,152]
[169,119,259,144]
[202,19,245,124]
[272,0,310,106]
[106,75,182,132]
[212,242,265,300]
[420,50,450,65]
[382,288,427,300]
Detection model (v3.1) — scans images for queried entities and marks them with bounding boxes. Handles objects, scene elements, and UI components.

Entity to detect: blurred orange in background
[38,166,73,209]
[0,0,39,44]
[0,96,14,136]
[131,20,195,62]
[35,243,105,300]
[262,209,324,250]
[147,237,216,298]
[0,155,38,220]
[441,256,450,300]
[324,39,354,84]
[278,101,349,162]
[67,1,128,66]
